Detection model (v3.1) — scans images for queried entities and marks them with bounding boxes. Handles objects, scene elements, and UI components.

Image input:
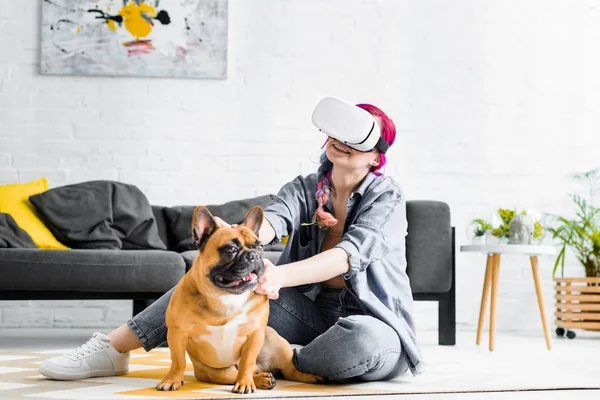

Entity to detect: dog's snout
[244,250,259,263]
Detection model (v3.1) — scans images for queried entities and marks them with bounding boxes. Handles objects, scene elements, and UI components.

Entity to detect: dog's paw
[232,376,256,394]
[254,372,276,390]
[156,378,184,391]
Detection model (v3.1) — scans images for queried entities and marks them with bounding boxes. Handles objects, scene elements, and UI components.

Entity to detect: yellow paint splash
[77,27,81,33]
[107,19,117,32]
[119,1,157,39]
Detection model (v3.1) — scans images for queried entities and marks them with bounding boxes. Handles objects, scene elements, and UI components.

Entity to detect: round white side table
[460,244,556,351]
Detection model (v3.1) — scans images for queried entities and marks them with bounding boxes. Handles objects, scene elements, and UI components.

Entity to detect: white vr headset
[311,97,389,154]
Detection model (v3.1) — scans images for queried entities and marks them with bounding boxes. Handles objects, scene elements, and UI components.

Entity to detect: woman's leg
[39,287,175,380]
[268,287,331,345]
[124,287,175,351]
[293,315,408,381]
[107,324,143,353]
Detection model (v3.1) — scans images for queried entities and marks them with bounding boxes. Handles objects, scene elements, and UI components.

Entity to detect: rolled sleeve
[262,175,314,244]
[336,186,407,279]
[263,209,287,245]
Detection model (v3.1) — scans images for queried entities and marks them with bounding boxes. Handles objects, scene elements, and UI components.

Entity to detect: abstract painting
[41,0,228,79]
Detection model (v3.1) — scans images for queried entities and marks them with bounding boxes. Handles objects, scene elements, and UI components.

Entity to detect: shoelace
[67,336,109,359]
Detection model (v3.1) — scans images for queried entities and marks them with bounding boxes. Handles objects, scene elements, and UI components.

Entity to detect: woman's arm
[258,219,276,245]
[280,248,349,287]
[257,182,406,299]
[255,248,349,299]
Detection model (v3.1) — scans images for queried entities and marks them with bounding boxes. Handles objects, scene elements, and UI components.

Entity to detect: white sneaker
[39,332,130,380]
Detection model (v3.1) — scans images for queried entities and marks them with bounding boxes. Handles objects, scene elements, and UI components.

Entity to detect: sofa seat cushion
[0,249,185,293]
[180,250,282,271]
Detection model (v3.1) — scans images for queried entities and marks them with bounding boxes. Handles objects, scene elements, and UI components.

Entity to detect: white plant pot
[471,236,486,245]
[486,235,500,245]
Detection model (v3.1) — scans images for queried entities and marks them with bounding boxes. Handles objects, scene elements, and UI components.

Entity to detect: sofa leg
[133,300,149,318]
[438,292,456,345]
[438,226,456,345]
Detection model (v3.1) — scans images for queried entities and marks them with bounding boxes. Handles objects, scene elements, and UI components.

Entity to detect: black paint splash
[155,10,170,25]
[185,17,203,43]
[53,43,68,54]
[88,9,123,25]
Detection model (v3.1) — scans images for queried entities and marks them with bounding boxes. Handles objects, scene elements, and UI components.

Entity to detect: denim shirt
[262,172,422,376]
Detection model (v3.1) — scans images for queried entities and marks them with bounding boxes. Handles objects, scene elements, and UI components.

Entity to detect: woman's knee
[335,315,405,381]
[336,315,399,351]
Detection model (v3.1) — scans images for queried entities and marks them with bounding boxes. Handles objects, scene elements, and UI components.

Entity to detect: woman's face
[325,138,380,172]
[325,115,382,172]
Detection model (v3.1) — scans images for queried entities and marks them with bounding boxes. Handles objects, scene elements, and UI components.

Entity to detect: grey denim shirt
[262,171,422,375]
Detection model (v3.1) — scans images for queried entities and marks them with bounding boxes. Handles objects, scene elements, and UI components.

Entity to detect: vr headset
[311,97,389,154]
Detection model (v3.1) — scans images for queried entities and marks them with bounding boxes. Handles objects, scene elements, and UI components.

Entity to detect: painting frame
[41,0,228,79]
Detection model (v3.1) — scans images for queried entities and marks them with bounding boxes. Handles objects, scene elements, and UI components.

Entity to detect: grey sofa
[0,201,455,345]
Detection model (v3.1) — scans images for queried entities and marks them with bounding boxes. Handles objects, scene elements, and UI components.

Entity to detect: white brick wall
[0,0,598,335]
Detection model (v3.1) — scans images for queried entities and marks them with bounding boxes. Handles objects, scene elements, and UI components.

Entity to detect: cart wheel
[555,327,565,337]
[566,330,576,339]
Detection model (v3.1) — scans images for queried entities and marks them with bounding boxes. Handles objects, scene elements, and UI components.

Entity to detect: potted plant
[491,208,514,243]
[532,219,545,244]
[489,208,545,244]
[546,169,600,338]
[468,218,492,244]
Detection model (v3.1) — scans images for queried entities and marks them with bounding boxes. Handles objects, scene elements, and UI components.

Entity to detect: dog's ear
[242,206,263,236]
[192,206,218,249]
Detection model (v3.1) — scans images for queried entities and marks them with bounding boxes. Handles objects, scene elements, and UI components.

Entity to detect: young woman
[39,103,422,382]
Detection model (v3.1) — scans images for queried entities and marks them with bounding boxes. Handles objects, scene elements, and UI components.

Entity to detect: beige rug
[1,333,600,399]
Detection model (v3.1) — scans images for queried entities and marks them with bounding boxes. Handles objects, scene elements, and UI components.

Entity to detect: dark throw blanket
[29,181,166,250]
[0,213,37,249]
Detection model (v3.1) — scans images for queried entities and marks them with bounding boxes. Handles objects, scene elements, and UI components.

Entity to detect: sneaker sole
[39,366,129,381]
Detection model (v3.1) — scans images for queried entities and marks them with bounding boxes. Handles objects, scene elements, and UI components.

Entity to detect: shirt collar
[354,171,377,197]
[323,171,378,212]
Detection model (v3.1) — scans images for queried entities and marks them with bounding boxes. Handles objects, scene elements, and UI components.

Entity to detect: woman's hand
[255,259,285,300]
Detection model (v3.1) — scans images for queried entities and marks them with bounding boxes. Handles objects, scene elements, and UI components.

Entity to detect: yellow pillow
[0,178,69,250]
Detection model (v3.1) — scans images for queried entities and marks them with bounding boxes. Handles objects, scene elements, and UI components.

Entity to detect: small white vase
[486,235,500,245]
[472,236,486,245]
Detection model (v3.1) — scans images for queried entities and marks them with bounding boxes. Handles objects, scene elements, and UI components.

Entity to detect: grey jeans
[127,285,408,381]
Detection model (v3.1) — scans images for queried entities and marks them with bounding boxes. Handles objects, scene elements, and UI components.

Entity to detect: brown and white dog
[156,205,322,394]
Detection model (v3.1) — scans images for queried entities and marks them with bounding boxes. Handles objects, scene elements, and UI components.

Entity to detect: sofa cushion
[0,213,37,249]
[151,206,172,250]
[180,250,197,270]
[0,178,69,250]
[406,201,452,293]
[0,249,185,293]
[164,195,273,252]
[29,181,166,251]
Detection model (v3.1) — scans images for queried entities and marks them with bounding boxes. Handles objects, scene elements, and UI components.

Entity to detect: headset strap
[375,137,389,154]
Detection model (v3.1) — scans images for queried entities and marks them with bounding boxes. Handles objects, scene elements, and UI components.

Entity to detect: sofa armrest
[406,201,452,294]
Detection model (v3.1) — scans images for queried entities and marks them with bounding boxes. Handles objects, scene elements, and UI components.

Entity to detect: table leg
[476,255,493,345]
[489,253,501,351]
[530,255,552,350]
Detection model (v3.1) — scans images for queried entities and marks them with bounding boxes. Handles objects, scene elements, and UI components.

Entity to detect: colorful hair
[355,103,396,175]
[308,103,396,229]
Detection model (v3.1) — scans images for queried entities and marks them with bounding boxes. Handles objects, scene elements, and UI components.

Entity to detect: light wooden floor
[1,328,599,399]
